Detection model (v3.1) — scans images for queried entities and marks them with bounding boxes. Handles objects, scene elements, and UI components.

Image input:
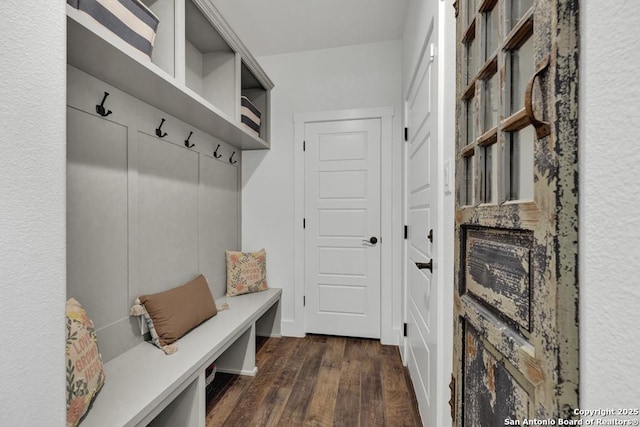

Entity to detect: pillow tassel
[217,302,230,311]
[161,344,178,355]
[130,298,146,316]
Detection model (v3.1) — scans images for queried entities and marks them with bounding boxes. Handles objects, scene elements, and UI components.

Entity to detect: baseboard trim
[280,319,305,337]
[216,366,258,377]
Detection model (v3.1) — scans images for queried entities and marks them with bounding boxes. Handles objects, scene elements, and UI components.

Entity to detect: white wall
[580,2,640,409]
[242,40,403,337]
[0,2,66,425]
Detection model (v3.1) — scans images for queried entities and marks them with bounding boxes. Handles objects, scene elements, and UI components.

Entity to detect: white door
[304,118,381,338]
[405,25,439,427]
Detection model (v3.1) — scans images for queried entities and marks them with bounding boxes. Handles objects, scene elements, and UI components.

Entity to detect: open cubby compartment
[184,0,238,120]
[147,372,206,427]
[140,0,176,77]
[212,299,281,376]
[241,61,270,142]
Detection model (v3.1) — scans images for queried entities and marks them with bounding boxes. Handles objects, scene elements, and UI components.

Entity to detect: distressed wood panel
[452,0,580,424]
[463,323,530,426]
[464,227,533,330]
[457,294,544,388]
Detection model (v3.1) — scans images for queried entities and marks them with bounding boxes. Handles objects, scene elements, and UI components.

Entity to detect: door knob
[363,236,378,245]
[415,260,433,272]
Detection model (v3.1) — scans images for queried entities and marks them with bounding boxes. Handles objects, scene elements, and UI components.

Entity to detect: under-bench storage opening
[147,373,205,427]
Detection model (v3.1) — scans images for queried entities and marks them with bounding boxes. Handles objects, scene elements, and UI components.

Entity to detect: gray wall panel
[199,155,239,299]
[67,107,129,331]
[95,317,143,363]
[67,67,242,360]
[137,133,200,294]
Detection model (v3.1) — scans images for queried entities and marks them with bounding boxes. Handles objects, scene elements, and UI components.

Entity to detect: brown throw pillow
[139,274,217,347]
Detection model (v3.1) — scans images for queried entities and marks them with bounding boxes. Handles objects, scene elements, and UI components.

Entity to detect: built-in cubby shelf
[241,61,270,141]
[184,0,237,120]
[142,0,176,77]
[66,0,273,150]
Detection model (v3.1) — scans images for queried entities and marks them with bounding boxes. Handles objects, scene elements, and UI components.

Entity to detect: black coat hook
[213,144,222,158]
[156,118,168,138]
[184,131,195,148]
[229,151,237,165]
[96,92,112,117]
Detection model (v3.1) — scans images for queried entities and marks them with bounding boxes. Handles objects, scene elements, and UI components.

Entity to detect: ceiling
[211,0,409,57]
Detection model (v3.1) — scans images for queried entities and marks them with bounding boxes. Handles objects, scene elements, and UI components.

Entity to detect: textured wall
[580,1,640,410]
[0,2,67,425]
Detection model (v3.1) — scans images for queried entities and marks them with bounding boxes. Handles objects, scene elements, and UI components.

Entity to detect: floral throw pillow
[65,298,106,427]
[226,249,268,296]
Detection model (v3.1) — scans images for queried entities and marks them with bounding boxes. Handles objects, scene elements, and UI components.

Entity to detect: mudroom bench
[82,288,281,427]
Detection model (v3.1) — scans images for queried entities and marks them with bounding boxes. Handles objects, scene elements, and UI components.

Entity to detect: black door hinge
[404,225,408,239]
[403,322,408,337]
[303,296,306,306]
[404,127,408,141]
[303,218,306,229]
[303,140,306,151]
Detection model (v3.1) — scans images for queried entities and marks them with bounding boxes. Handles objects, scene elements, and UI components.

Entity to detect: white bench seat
[82,288,282,427]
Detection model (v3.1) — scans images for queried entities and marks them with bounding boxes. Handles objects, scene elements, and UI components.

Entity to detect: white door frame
[292,106,399,344]
[401,99,410,365]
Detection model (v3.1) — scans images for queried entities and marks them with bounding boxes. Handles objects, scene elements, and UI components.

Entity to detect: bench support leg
[256,299,282,337]
[215,324,257,376]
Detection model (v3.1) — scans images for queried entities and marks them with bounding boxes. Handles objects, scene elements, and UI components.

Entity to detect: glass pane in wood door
[483,143,498,203]
[510,0,534,29]
[508,126,534,201]
[466,37,477,84]
[483,73,499,131]
[467,0,477,27]
[463,153,475,206]
[466,98,476,145]
[509,36,535,114]
[484,7,499,60]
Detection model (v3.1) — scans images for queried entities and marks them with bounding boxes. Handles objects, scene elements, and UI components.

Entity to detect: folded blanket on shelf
[68,0,159,58]
[241,96,262,137]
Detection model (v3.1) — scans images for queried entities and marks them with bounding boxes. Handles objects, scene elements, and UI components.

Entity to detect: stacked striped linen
[240,96,262,137]
[68,0,159,58]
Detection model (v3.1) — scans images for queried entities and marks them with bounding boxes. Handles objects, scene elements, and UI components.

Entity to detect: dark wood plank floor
[205,335,422,427]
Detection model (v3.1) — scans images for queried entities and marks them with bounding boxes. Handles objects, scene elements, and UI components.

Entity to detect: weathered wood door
[452,0,579,424]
